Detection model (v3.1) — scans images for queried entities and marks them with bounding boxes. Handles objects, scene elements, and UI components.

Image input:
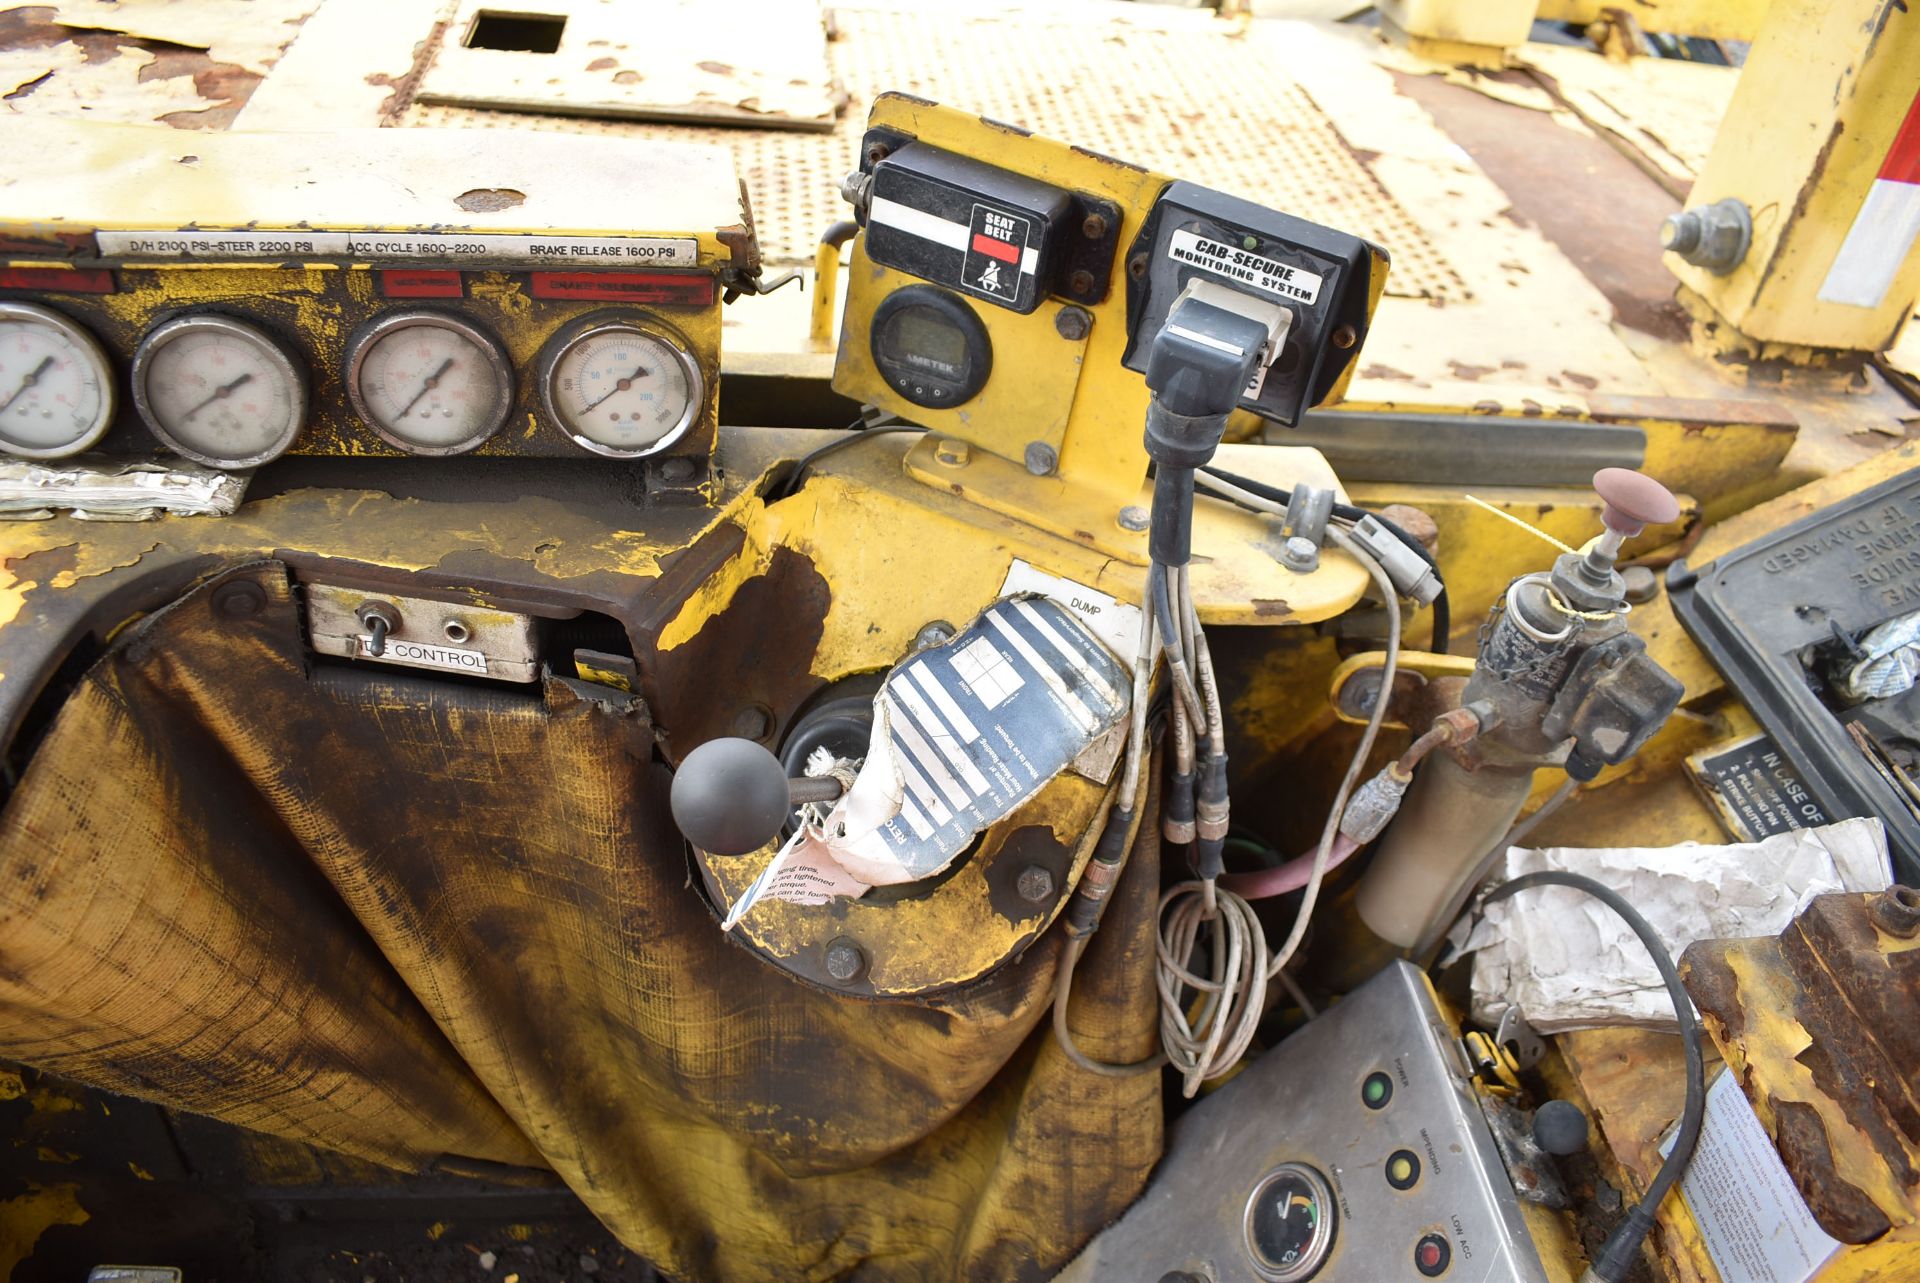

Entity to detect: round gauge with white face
[346,311,513,456]
[538,317,703,458]
[132,314,307,469]
[0,301,116,459]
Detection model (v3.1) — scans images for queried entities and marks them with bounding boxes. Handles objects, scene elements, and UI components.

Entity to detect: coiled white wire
[1152,509,1402,1095]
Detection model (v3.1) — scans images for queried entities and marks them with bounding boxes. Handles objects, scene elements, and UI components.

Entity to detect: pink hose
[1217,832,1362,900]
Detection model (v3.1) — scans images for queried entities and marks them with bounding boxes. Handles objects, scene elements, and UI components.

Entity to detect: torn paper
[721,595,1129,925]
[1465,817,1892,1033]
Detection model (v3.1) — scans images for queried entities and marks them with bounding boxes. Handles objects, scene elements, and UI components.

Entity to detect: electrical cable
[1144,526,1401,1095]
[770,421,927,500]
[1199,465,1450,652]
[1480,870,1706,1283]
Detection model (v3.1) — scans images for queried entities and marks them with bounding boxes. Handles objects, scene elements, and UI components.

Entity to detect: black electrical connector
[1143,292,1273,565]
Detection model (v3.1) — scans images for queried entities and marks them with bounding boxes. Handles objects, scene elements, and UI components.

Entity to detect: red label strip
[378,269,465,299]
[969,233,1020,264]
[0,267,115,294]
[529,272,715,304]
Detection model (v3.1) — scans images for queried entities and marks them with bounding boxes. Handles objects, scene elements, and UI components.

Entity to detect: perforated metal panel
[402,5,1468,300]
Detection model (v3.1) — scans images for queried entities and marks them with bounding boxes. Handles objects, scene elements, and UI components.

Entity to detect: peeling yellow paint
[33,1147,78,1164]
[0,1072,21,1102]
[0,1183,89,1278]
[426,1219,449,1240]
[127,1161,153,1181]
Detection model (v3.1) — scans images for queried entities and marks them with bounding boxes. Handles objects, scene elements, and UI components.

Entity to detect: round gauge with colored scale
[536,315,703,459]
[1243,1163,1336,1282]
[132,314,308,469]
[346,311,513,456]
[0,301,116,459]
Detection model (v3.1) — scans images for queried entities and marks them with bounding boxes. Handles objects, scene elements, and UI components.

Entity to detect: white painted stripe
[893,747,955,826]
[871,197,968,251]
[1013,598,1124,707]
[892,712,976,811]
[898,797,933,840]
[906,662,980,742]
[1819,178,1920,309]
[892,679,992,794]
[1167,323,1247,356]
[985,609,1098,731]
[868,197,1039,277]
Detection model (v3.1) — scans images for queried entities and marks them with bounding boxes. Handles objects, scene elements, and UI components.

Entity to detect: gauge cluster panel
[0,267,721,469]
[0,120,746,471]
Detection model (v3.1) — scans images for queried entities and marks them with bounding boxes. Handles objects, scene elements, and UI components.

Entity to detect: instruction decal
[95,229,699,266]
[1661,1072,1841,1283]
[1689,733,1829,842]
[1168,228,1323,304]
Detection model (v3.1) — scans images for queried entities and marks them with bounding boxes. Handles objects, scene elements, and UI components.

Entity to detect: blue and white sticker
[828,595,1130,886]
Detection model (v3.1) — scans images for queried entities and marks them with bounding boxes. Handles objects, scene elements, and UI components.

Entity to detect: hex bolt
[1870,885,1920,938]
[211,580,266,620]
[1281,535,1320,573]
[1055,306,1092,341]
[840,170,873,212]
[1081,212,1109,240]
[1016,865,1056,903]
[914,620,955,652]
[355,602,400,658]
[730,704,773,740]
[1118,504,1150,532]
[934,438,971,468]
[1067,270,1095,298]
[824,937,867,982]
[1024,442,1059,476]
[1660,197,1753,276]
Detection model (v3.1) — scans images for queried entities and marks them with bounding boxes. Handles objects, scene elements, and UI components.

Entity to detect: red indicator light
[969,232,1019,264]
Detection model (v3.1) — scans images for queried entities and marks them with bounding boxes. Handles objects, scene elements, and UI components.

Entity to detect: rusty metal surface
[1682,890,1920,1247]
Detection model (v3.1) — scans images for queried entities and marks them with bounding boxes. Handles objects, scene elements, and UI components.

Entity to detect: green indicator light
[1365,1080,1385,1102]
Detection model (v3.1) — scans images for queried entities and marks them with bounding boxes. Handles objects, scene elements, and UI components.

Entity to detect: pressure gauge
[0,301,116,459]
[346,311,513,456]
[132,314,307,469]
[537,316,703,458]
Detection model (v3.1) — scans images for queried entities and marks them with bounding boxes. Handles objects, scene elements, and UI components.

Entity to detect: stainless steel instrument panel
[1057,962,1550,1283]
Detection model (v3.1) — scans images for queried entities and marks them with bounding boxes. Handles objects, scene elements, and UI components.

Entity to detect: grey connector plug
[1349,514,1442,605]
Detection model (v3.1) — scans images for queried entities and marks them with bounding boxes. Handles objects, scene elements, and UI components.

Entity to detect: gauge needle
[395,358,454,420]
[580,365,649,414]
[0,356,54,414]
[182,372,254,421]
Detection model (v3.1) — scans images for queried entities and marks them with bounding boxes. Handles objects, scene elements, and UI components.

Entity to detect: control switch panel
[1057,962,1550,1283]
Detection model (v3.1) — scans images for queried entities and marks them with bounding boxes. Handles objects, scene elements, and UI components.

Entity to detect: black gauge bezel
[869,284,992,409]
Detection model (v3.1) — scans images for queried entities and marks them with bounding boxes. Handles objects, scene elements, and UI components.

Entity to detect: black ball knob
[671,737,793,856]
[1532,1099,1590,1156]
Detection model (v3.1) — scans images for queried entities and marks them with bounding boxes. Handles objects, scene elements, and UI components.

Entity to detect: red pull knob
[1593,468,1679,537]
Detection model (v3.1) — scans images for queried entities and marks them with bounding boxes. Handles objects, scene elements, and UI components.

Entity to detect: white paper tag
[1168,228,1324,304]
[358,635,490,674]
[95,229,698,266]
[1661,1072,1841,1283]
[998,560,1144,669]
